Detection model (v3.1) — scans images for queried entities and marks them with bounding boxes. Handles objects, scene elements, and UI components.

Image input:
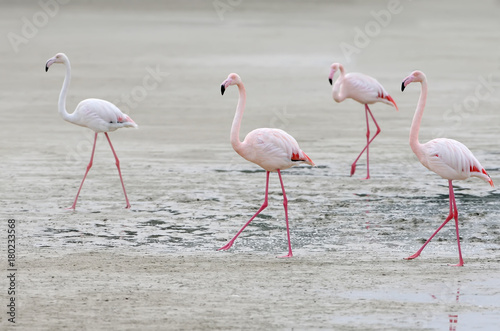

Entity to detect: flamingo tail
[386,95,398,111]
[292,151,315,166]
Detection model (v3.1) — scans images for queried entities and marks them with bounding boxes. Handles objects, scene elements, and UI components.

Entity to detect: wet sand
[1,0,500,330]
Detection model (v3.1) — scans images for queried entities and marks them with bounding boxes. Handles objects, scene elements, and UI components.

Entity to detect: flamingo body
[418,138,493,185]
[238,128,314,172]
[219,73,314,257]
[401,70,493,266]
[334,72,398,109]
[70,98,137,133]
[45,52,136,209]
[329,63,398,179]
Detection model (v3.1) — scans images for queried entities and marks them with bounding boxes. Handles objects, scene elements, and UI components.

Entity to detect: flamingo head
[401,70,426,91]
[221,73,242,95]
[328,63,341,85]
[45,53,68,72]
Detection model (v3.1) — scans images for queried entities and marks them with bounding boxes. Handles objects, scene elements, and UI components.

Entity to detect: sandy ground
[1,0,500,330]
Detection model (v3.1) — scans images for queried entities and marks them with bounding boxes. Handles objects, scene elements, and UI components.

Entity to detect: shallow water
[12,160,500,253]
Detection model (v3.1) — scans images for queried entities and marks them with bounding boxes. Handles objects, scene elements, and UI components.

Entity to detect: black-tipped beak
[221,85,225,95]
[329,78,332,85]
[45,58,56,72]
[45,59,52,72]
[401,81,406,92]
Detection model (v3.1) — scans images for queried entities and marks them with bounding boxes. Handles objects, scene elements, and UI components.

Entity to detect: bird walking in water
[219,73,314,257]
[328,63,398,179]
[401,70,493,266]
[45,53,137,210]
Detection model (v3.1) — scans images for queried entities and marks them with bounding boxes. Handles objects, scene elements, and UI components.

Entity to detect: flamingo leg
[218,171,270,251]
[449,183,464,267]
[68,132,98,210]
[350,104,381,179]
[405,180,463,266]
[277,169,293,258]
[104,132,131,209]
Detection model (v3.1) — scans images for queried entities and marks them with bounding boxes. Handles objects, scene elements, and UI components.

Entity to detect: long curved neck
[410,78,428,156]
[58,59,74,123]
[332,64,346,102]
[230,82,246,154]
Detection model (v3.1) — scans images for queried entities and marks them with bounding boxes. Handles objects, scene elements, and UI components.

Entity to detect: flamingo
[401,70,494,266]
[45,53,137,210]
[328,63,398,179]
[218,73,315,257]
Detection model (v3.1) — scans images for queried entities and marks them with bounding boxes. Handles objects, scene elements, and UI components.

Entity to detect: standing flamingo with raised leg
[401,70,494,266]
[328,63,398,179]
[218,73,314,257]
[45,53,137,210]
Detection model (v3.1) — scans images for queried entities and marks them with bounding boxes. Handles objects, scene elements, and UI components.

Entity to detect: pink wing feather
[422,138,493,186]
[344,73,398,109]
[241,128,315,172]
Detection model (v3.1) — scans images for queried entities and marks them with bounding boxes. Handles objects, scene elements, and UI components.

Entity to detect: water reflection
[449,313,458,331]
[430,283,460,331]
[448,286,460,331]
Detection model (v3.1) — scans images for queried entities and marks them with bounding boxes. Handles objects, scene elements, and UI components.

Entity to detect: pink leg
[218,171,270,251]
[277,170,293,258]
[449,184,464,267]
[350,104,381,179]
[104,132,131,209]
[405,180,464,266]
[68,132,98,210]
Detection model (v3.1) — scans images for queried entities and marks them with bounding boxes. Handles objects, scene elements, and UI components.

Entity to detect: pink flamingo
[328,63,398,179]
[219,73,315,257]
[45,53,137,210]
[401,70,494,266]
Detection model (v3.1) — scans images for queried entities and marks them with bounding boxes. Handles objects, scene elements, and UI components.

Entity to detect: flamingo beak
[401,75,414,92]
[328,68,336,85]
[45,58,55,72]
[221,78,232,95]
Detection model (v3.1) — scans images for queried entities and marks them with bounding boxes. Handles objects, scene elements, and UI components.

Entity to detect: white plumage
[239,128,313,172]
[401,70,493,266]
[421,138,492,183]
[328,62,398,179]
[218,73,314,257]
[71,98,137,133]
[45,52,137,209]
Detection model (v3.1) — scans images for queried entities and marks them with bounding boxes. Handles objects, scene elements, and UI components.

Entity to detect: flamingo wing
[73,98,137,132]
[423,138,493,185]
[242,128,314,171]
[345,73,397,109]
